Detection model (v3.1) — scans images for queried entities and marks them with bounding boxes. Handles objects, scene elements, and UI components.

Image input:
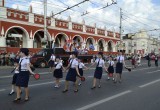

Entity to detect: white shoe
[107,77,110,80]
[54,85,60,88]
[78,83,81,86]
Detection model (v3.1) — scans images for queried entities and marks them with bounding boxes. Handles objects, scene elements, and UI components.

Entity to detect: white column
[0,37,6,47]
[112,42,116,52]
[105,30,107,36]
[68,21,72,30]
[95,44,98,51]
[29,13,34,23]
[0,7,7,18]
[27,39,33,48]
[83,25,86,32]
[51,17,55,27]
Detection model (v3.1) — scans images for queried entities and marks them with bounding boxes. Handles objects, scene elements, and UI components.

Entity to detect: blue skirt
[94,67,103,79]
[48,61,54,67]
[116,63,123,74]
[12,74,18,84]
[54,69,63,78]
[79,68,83,76]
[108,66,114,73]
[16,71,30,87]
[66,68,77,82]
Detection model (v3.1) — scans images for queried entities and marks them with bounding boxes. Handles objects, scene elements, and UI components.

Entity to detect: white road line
[139,79,160,88]
[146,70,160,74]
[76,90,132,110]
[87,76,93,77]
[29,80,65,87]
[0,89,6,92]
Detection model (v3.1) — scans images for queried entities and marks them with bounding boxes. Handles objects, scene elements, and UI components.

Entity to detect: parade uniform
[78,62,85,76]
[116,55,124,74]
[49,55,55,67]
[94,58,104,79]
[53,62,63,78]
[12,69,19,85]
[66,58,78,82]
[107,60,114,74]
[16,57,30,87]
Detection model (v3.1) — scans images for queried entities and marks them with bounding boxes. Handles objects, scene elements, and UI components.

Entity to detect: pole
[44,0,47,47]
[119,8,122,41]
[119,8,123,52]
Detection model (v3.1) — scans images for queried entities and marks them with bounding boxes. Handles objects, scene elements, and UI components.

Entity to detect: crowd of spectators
[0,51,35,66]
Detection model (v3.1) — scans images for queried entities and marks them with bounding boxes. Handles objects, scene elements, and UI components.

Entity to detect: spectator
[10,52,15,66]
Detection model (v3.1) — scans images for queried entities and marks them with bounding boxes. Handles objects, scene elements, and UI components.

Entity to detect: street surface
[0,59,160,110]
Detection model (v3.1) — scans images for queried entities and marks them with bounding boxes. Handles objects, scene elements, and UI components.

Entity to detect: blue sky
[4,0,160,37]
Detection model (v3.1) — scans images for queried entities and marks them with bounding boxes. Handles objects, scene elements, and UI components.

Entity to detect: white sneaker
[78,83,81,86]
[54,85,60,88]
[107,77,110,80]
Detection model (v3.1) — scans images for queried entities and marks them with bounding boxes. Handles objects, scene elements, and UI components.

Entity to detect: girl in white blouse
[53,56,65,88]
[107,56,115,81]
[90,52,107,89]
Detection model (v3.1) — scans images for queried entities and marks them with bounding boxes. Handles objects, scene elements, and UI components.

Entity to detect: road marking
[0,89,6,92]
[146,70,160,74]
[87,76,93,77]
[139,79,160,88]
[76,90,132,110]
[29,80,65,87]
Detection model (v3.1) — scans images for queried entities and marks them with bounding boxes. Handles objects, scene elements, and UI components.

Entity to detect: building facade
[0,0,120,53]
[123,30,160,55]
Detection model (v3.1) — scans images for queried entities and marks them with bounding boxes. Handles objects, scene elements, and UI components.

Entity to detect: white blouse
[95,58,105,67]
[108,60,114,66]
[70,58,78,68]
[50,55,55,61]
[116,55,124,63]
[54,62,63,69]
[78,62,85,69]
[19,57,30,70]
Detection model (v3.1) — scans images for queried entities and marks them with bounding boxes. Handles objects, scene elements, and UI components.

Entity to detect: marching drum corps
[8,48,136,103]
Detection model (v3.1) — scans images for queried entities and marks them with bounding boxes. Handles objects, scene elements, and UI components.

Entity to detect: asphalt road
[0,59,160,110]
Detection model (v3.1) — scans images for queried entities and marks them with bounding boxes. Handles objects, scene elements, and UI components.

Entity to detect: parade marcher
[48,54,55,73]
[9,61,22,95]
[114,51,126,83]
[90,52,107,89]
[14,48,35,102]
[131,55,136,68]
[147,54,151,67]
[107,56,115,81]
[77,58,88,86]
[155,55,158,67]
[53,56,65,88]
[137,54,141,66]
[63,52,81,93]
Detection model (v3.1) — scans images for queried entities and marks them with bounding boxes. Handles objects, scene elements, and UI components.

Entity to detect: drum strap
[118,56,120,62]
[69,59,73,68]
[96,59,100,67]
[18,59,23,71]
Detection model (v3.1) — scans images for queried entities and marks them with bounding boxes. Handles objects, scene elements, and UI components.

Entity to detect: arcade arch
[98,38,105,51]
[5,26,29,48]
[86,37,95,50]
[108,40,113,52]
